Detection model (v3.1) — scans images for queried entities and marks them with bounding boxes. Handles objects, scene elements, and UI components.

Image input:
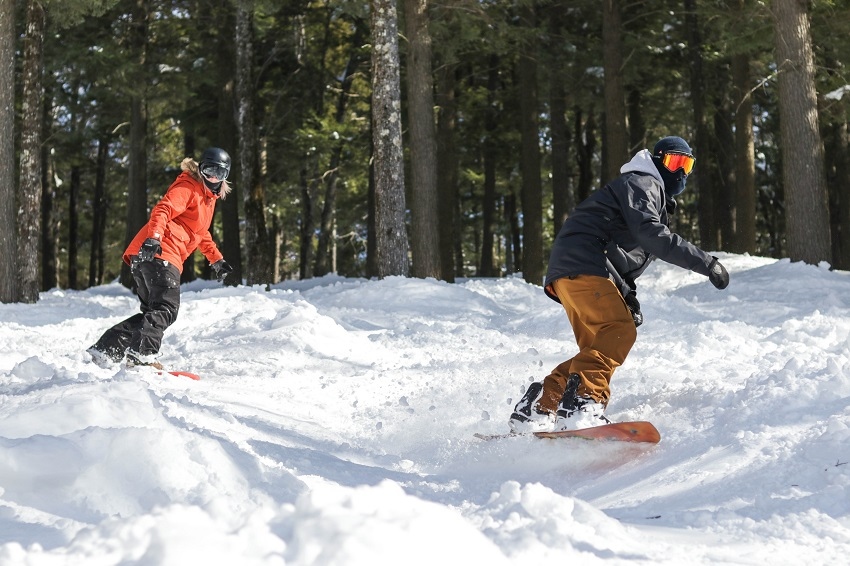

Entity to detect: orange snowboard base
[157,370,201,381]
[475,421,660,444]
[535,421,660,443]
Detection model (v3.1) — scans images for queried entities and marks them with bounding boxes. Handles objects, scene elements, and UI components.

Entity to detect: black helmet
[651,136,694,196]
[199,147,231,182]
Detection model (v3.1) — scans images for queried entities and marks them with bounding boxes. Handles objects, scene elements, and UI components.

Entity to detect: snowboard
[157,369,201,381]
[474,421,660,444]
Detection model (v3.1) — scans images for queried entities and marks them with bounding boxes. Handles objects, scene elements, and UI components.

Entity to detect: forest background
[1,0,850,304]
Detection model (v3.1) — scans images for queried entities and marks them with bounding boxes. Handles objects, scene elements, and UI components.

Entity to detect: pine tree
[371,0,409,277]
[0,0,17,303]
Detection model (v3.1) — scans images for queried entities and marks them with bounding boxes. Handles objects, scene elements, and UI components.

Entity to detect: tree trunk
[479,58,499,277]
[68,166,80,290]
[294,10,325,280]
[732,52,756,254]
[269,212,282,281]
[18,0,45,302]
[371,0,409,277]
[314,169,339,277]
[627,87,646,154]
[826,122,850,269]
[575,105,596,205]
[436,61,458,281]
[236,0,274,285]
[0,0,17,302]
[712,86,736,250]
[453,188,463,278]
[517,3,543,285]
[366,149,378,278]
[89,138,108,287]
[316,22,365,277]
[547,1,572,233]
[121,1,150,289]
[602,0,627,180]
[550,62,571,235]
[180,132,197,284]
[505,190,521,274]
[42,96,57,291]
[215,0,241,286]
[404,0,441,279]
[299,166,315,279]
[684,0,715,249]
[773,0,832,263]
[122,98,148,289]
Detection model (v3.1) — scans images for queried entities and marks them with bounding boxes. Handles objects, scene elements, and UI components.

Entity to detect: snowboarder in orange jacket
[87,148,235,369]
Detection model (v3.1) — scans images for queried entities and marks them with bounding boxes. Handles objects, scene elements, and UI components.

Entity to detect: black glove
[624,291,643,327]
[211,259,234,283]
[708,257,730,289]
[137,238,162,262]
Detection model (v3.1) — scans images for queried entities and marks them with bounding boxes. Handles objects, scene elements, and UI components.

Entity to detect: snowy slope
[1,253,849,564]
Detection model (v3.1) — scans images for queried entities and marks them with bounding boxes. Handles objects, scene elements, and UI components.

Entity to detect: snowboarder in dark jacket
[509,136,729,433]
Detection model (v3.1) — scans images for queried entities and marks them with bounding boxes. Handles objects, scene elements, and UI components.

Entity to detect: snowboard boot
[125,349,164,371]
[86,346,123,368]
[509,382,555,433]
[553,373,610,431]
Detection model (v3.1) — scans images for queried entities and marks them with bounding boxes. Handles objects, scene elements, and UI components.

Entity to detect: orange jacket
[123,171,223,273]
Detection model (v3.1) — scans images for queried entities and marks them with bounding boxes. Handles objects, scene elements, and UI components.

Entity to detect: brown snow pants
[537,275,636,412]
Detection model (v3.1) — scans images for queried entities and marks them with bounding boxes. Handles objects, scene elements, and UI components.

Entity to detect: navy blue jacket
[544,150,715,302]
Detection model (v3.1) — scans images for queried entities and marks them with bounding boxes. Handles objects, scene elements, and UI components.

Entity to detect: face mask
[654,155,690,196]
[202,176,223,195]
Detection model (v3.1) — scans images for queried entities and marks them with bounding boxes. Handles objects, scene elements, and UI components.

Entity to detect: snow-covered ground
[1,253,849,564]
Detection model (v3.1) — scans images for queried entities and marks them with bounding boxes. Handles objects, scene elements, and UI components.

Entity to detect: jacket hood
[180,157,231,199]
[620,149,663,185]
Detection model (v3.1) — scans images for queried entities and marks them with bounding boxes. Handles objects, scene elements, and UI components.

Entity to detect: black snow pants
[91,258,181,362]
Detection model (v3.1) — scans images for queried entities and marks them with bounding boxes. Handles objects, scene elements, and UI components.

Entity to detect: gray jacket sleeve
[618,178,714,277]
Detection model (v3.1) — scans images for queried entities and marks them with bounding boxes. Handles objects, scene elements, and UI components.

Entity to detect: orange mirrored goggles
[661,152,695,175]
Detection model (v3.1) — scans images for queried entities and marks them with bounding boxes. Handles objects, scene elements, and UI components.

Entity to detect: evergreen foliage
[2,0,850,295]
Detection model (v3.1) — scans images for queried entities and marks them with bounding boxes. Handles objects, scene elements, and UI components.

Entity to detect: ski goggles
[200,163,230,181]
[661,152,695,175]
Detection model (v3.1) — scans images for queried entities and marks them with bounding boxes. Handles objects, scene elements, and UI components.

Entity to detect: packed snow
[1,253,849,564]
